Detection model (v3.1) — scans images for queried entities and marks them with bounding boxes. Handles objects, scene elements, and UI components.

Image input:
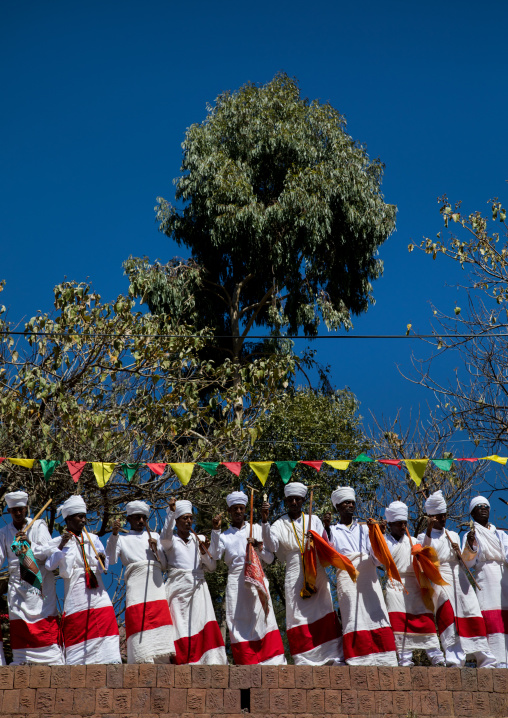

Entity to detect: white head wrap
[385,500,408,522]
[331,486,356,508]
[174,500,193,519]
[425,490,447,516]
[125,500,150,517]
[57,496,87,519]
[284,482,308,498]
[470,496,490,514]
[226,491,248,507]
[4,491,29,509]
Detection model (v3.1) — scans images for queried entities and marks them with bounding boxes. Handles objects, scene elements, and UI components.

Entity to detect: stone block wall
[0,663,505,717]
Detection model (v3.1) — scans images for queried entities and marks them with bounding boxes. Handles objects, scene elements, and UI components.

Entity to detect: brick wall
[0,663,506,718]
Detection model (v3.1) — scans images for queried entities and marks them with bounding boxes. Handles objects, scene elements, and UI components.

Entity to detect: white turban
[425,490,447,516]
[385,501,408,522]
[470,496,490,514]
[57,496,87,519]
[226,491,248,507]
[331,486,356,508]
[4,491,29,508]
[284,482,308,498]
[125,500,150,517]
[174,500,193,519]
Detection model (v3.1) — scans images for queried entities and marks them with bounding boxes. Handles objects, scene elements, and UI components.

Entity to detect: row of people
[0,484,506,667]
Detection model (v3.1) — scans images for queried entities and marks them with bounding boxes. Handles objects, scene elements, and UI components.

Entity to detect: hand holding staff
[444,528,480,590]
[83,526,107,573]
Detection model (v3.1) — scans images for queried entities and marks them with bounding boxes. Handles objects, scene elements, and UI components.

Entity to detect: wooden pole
[146,524,161,563]
[191,528,213,559]
[83,526,106,573]
[249,488,254,540]
[24,499,52,533]
[305,486,315,549]
[444,528,480,590]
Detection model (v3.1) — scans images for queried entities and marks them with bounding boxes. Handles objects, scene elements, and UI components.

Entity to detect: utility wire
[1,331,507,340]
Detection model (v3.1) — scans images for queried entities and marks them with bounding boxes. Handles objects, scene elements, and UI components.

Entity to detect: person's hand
[247,537,260,548]
[204,536,211,549]
[198,539,207,556]
[168,497,176,513]
[212,514,222,530]
[378,519,387,534]
[148,537,158,554]
[322,514,331,529]
[98,553,106,565]
[451,542,460,553]
[59,531,72,550]
[467,529,476,550]
[261,501,270,523]
[15,531,29,544]
[426,516,437,535]
[366,518,376,526]
[112,519,121,536]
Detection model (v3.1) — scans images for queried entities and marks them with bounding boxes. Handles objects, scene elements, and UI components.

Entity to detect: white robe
[0,519,63,665]
[269,514,342,665]
[160,511,227,665]
[213,522,286,665]
[329,522,397,666]
[462,523,508,666]
[46,533,121,665]
[106,530,175,663]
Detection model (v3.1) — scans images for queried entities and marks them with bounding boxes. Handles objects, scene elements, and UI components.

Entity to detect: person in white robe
[160,499,227,665]
[329,486,398,666]
[267,482,343,665]
[383,500,445,666]
[462,496,508,667]
[0,491,63,664]
[211,491,286,665]
[106,500,175,664]
[417,490,496,668]
[45,496,121,665]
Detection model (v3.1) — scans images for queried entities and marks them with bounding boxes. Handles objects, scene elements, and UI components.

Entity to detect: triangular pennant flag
[92,462,116,488]
[146,463,166,476]
[483,455,508,465]
[66,461,87,483]
[169,463,195,486]
[222,462,242,477]
[431,459,453,471]
[404,459,429,487]
[120,463,140,482]
[275,461,298,484]
[325,460,351,471]
[249,461,273,486]
[0,458,5,464]
[455,458,478,462]
[300,461,323,471]
[40,460,59,481]
[378,459,402,470]
[8,458,35,468]
[353,453,373,462]
[197,462,220,477]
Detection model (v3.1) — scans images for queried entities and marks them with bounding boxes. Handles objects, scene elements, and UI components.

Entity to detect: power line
[1,331,507,340]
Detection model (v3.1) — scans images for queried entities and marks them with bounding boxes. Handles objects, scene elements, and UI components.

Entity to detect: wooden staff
[246,484,260,540]
[444,528,480,590]
[83,526,107,573]
[305,485,316,549]
[146,524,161,563]
[24,499,52,533]
[191,528,213,559]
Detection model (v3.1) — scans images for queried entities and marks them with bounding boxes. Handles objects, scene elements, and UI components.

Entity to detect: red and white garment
[106,530,175,663]
[160,511,227,665]
[213,522,286,665]
[330,522,397,666]
[385,533,444,664]
[0,519,63,665]
[269,514,343,665]
[417,528,495,667]
[46,533,121,665]
[462,523,508,667]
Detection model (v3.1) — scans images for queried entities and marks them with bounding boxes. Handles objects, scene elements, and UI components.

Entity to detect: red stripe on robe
[482,609,508,635]
[10,615,60,649]
[388,611,437,635]
[174,620,225,665]
[286,611,341,656]
[343,626,397,660]
[125,599,173,639]
[437,599,487,637]
[230,628,285,665]
[62,606,119,647]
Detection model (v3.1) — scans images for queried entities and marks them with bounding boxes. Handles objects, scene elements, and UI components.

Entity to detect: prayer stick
[24,499,52,533]
[305,486,315,549]
[444,528,480,590]
[146,524,161,563]
[191,528,212,559]
[83,526,107,573]
[249,488,254,540]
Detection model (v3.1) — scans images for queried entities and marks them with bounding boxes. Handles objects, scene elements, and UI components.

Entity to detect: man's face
[388,520,407,540]
[176,513,193,534]
[337,500,355,522]
[9,506,28,528]
[285,495,304,518]
[66,513,87,534]
[228,504,246,526]
[471,504,490,526]
[128,513,147,532]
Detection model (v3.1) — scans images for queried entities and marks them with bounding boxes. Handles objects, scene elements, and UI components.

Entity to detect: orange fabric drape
[309,530,358,582]
[368,523,402,585]
[411,543,449,612]
[301,535,319,598]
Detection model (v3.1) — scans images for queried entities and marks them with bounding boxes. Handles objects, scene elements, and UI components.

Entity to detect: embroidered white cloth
[330,522,397,666]
[160,511,227,665]
[462,523,508,666]
[0,519,63,665]
[212,522,286,665]
[269,513,342,665]
[46,533,121,665]
[106,530,175,663]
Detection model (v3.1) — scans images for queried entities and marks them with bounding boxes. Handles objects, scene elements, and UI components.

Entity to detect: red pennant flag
[66,461,87,483]
[456,458,478,462]
[0,458,5,464]
[378,459,402,470]
[300,461,323,471]
[222,462,242,476]
[147,463,166,476]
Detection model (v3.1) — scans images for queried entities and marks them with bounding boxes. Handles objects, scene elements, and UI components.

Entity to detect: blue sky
[1,0,507,462]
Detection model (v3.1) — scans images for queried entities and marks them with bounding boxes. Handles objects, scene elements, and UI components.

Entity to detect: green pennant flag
[432,459,453,472]
[275,461,298,484]
[39,460,59,481]
[353,453,374,462]
[197,462,220,477]
[120,463,140,482]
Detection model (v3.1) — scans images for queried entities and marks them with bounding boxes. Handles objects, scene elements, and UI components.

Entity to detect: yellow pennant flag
[483,455,508,465]
[92,462,116,488]
[249,461,273,486]
[169,463,195,486]
[325,460,351,471]
[404,459,429,487]
[8,458,35,469]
